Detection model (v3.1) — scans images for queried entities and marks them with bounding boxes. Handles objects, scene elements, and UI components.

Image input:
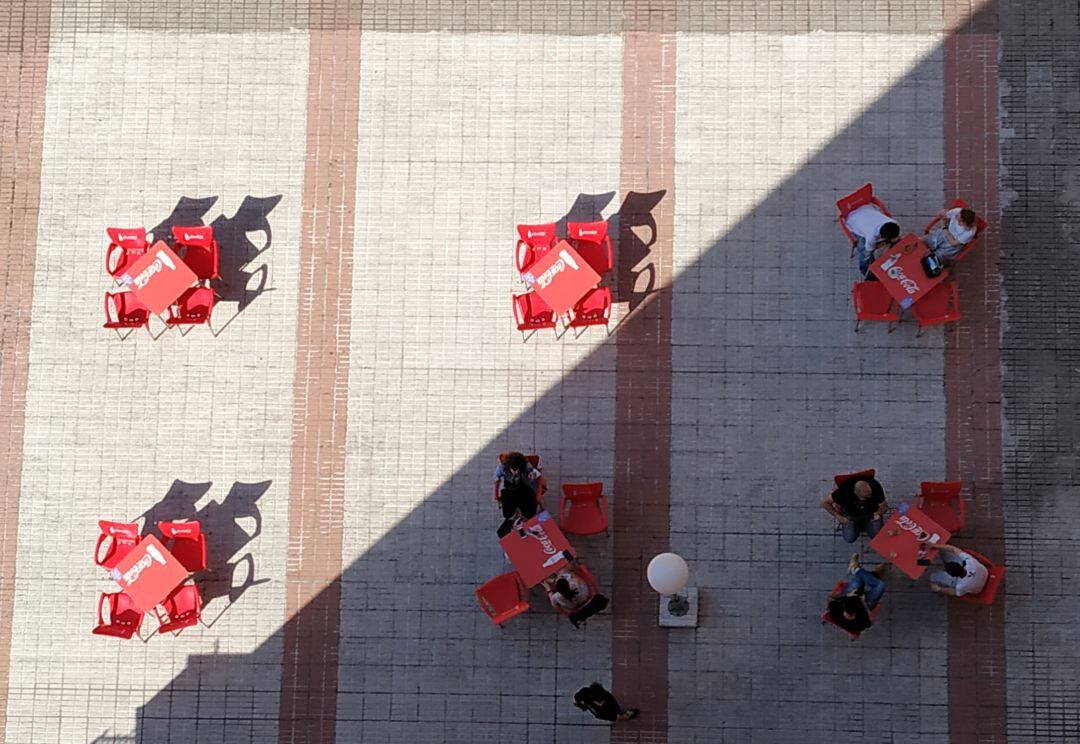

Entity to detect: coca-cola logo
[132,249,177,289]
[896,514,939,543]
[119,543,167,586]
[534,248,580,289]
[880,253,920,295]
[525,524,557,555]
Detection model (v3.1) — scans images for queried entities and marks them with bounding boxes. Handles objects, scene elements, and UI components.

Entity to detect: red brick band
[0,1,51,739]
[942,4,1007,742]
[612,4,677,742]
[279,10,363,743]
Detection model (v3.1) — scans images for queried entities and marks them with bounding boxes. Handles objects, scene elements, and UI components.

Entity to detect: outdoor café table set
[91,519,208,640]
[102,225,220,333]
[512,220,615,336]
[838,184,988,333]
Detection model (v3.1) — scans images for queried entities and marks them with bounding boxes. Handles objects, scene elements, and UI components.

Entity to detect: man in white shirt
[923,206,979,266]
[844,204,901,277]
[929,543,989,597]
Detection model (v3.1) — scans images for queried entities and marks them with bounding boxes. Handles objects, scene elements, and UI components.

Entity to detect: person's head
[853,480,873,501]
[502,451,528,474]
[944,561,967,578]
[555,577,577,600]
[958,208,977,228]
[880,221,900,243]
[841,609,857,621]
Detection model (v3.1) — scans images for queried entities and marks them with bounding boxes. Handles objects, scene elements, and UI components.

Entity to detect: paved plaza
[0,1,1077,743]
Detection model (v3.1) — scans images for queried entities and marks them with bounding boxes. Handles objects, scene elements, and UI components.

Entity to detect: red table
[120,241,198,314]
[521,240,601,316]
[107,534,189,612]
[869,504,952,579]
[869,233,948,310]
[499,511,575,587]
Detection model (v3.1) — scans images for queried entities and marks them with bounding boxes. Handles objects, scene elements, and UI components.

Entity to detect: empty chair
[92,592,145,640]
[568,220,613,274]
[833,468,875,487]
[916,481,965,534]
[911,281,960,335]
[836,183,893,252]
[166,287,215,326]
[103,291,151,331]
[105,227,148,279]
[512,291,556,335]
[852,281,899,332]
[821,580,882,640]
[568,286,611,330]
[922,198,989,265]
[559,482,609,535]
[476,571,530,626]
[158,520,208,573]
[154,584,202,634]
[515,222,558,272]
[172,225,219,282]
[94,520,141,570]
[956,550,1006,605]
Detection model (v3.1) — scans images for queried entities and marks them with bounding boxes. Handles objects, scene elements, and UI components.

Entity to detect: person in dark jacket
[573,682,639,723]
[821,474,889,543]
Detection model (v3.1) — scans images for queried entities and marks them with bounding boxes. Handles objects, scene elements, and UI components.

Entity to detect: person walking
[573,682,639,723]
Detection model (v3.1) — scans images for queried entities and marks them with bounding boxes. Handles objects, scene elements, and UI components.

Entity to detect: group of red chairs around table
[103,225,220,333]
[476,454,610,626]
[92,519,207,640]
[838,184,989,334]
[513,221,614,335]
[822,469,1006,641]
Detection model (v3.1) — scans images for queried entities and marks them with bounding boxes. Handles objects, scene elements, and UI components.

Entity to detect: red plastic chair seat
[166,287,215,326]
[915,481,965,534]
[568,287,611,328]
[568,221,613,274]
[103,292,151,330]
[106,227,149,278]
[515,222,557,272]
[853,281,899,325]
[154,584,202,633]
[559,483,609,535]
[912,281,960,329]
[95,520,141,569]
[158,520,208,573]
[93,592,145,639]
[172,226,219,281]
[476,571,530,625]
[513,291,556,331]
[957,550,1006,605]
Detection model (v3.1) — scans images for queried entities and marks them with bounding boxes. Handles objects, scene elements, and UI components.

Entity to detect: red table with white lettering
[521,240,601,316]
[869,504,952,579]
[499,511,575,587]
[120,241,198,314]
[868,233,948,310]
[108,534,189,612]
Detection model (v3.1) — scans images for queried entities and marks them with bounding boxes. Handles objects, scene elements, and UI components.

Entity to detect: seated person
[928,543,988,597]
[821,474,889,543]
[494,451,541,496]
[826,591,873,635]
[923,206,979,266]
[497,481,538,521]
[844,204,901,277]
[842,552,887,609]
[543,570,590,613]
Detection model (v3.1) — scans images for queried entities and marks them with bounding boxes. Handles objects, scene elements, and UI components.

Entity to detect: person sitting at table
[845,205,901,277]
[928,543,989,597]
[821,474,889,543]
[494,451,541,496]
[826,565,876,636]
[922,206,979,267]
[543,570,590,613]
[497,481,539,521]
[841,552,887,609]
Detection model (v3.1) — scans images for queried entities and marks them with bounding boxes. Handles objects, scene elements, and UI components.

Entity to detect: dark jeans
[844,568,886,609]
[841,514,883,543]
[499,488,537,520]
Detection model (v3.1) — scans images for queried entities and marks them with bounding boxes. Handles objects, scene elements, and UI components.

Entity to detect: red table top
[869,233,948,310]
[869,504,952,579]
[120,241,198,314]
[108,534,189,612]
[521,240,601,316]
[499,511,575,587]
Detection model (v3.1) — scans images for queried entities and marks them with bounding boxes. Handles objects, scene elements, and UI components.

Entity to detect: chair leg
[853,318,861,333]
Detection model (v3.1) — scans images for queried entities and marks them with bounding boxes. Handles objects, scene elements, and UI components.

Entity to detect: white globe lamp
[648,552,691,617]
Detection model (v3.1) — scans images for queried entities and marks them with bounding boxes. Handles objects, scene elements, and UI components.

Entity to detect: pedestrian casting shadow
[138,479,271,625]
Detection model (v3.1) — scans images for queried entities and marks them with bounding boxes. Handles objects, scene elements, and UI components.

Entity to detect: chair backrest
[104,292,149,328]
[562,482,603,504]
[512,292,554,330]
[853,281,898,319]
[568,220,608,244]
[158,520,202,540]
[476,571,529,625]
[570,287,612,327]
[957,549,1005,605]
[172,287,216,323]
[95,520,140,567]
[919,481,962,498]
[836,184,874,218]
[93,592,144,639]
[106,227,147,249]
[833,469,876,487]
[172,225,214,248]
[157,584,202,632]
[914,282,960,325]
[516,223,557,248]
[525,454,540,469]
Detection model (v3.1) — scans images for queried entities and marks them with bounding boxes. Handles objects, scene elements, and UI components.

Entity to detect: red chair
[515,222,557,272]
[922,198,989,265]
[94,520,141,570]
[476,571,530,626]
[821,580,882,640]
[911,281,960,335]
[92,592,145,640]
[852,281,899,332]
[833,469,875,487]
[158,520,208,573]
[955,549,1006,605]
[568,220,613,275]
[551,563,602,617]
[166,287,216,326]
[512,291,556,336]
[105,227,148,279]
[103,291,150,331]
[916,481,965,534]
[836,183,893,254]
[172,225,219,282]
[559,482,609,535]
[154,584,202,634]
[568,287,611,330]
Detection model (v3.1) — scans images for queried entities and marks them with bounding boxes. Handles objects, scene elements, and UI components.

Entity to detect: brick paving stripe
[0,2,50,740]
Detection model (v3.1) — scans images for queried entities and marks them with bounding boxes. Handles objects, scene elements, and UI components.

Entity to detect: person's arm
[874,498,889,519]
[932,543,960,554]
[930,583,958,596]
[821,494,847,522]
